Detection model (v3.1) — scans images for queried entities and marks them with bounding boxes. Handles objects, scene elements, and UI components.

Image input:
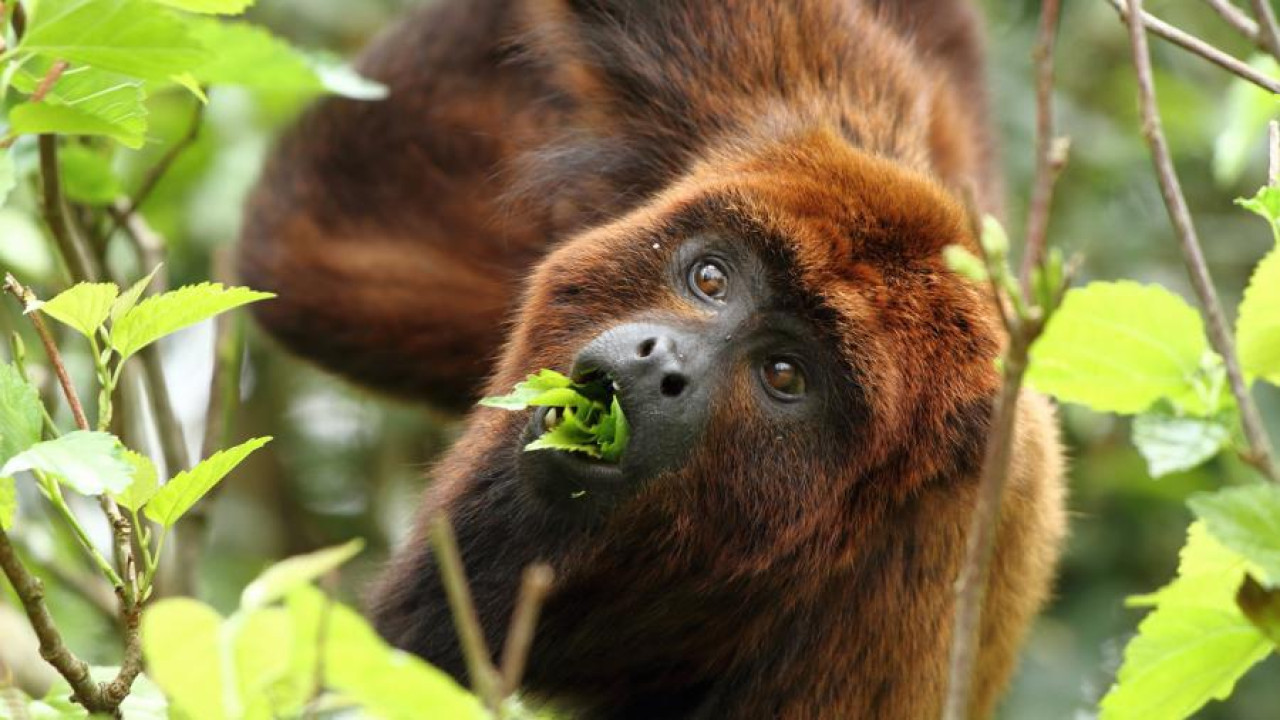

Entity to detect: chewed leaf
[483,369,630,462]
[598,396,630,463]
[478,369,573,410]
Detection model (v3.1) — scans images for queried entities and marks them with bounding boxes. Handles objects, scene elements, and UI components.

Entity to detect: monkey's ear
[518,0,616,127]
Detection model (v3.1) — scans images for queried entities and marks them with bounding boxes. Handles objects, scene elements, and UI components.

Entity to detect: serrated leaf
[0,363,43,466]
[184,18,385,100]
[1131,413,1230,478]
[479,369,574,410]
[59,145,119,205]
[1027,281,1209,414]
[40,282,118,338]
[112,449,158,512]
[0,430,133,495]
[110,265,162,324]
[1237,185,1280,240]
[144,437,271,527]
[153,0,254,14]
[242,538,365,610]
[20,0,209,81]
[1190,484,1280,588]
[0,476,15,530]
[110,283,274,360]
[9,66,146,148]
[142,598,228,720]
[1237,247,1280,386]
[1101,523,1271,719]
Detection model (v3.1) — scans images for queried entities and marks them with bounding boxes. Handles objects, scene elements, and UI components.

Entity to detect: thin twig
[1204,0,1262,42]
[499,564,554,696]
[1107,0,1280,95]
[0,528,107,713]
[37,137,98,283]
[1248,0,1280,63]
[29,60,67,104]
[1269,120,1279,185]
[3,276,90,430]
[1122,0,1279,482]
[429,516,502,712]
[103,100,205,244]
[1019,0,1067,297]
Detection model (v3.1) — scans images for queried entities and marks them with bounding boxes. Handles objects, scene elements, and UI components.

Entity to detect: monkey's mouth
[522,401,631,506]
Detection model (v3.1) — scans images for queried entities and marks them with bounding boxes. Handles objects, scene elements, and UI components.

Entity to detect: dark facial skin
[517,233,843,517]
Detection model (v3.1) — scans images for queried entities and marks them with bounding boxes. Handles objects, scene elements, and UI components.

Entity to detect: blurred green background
[2,0,1278,717]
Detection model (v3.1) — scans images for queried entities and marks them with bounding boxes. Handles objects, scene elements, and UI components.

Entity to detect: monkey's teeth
[543,407,562,431]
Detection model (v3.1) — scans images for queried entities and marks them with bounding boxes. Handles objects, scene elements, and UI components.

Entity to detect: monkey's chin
[517,406,636,512]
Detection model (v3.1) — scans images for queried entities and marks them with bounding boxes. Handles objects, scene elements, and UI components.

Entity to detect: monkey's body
[240,1,1067,717]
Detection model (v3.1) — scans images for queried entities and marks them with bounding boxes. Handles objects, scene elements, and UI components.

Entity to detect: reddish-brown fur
[240,1,1066,717]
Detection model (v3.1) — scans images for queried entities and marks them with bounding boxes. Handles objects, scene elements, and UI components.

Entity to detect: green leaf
[0,147,15,207]
[144,436,271,527]
[288,586,483,720]
[1190,484,1280,588]
[1237,247,1280,386]
[110,265,162,325]
[479,369,574,410]
[0,430,133,495]
[0,476,15,530]
[142,598,227,720]
[184,18,386,100]
[0,362,43,466]
[110,283,275,360]
[241,538,365,609]
[1131,413,1230,478]
[152,0,255,14]
[598,395,630,463]
[230,607,292,718]
[39,282,119,338]
[943,244,988,283]
[59,145,119,205]
[112,449,158,512]
[8,67,146,148]
[1027,281,1209,415]
[20,0,209,80]
[1101,523,1271,719]
[1237,185,1280,241]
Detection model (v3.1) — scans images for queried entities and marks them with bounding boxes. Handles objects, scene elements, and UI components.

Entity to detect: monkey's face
[486,130,1000,558]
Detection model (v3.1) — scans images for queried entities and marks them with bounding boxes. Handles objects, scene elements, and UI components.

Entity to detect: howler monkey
[239,1,1067,717]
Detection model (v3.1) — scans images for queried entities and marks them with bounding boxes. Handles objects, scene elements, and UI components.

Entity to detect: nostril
[637,338,657,358]
[660,373,688,398]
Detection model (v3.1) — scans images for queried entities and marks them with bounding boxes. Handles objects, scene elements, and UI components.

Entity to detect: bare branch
[2,276,90,431]
[37,137,99,283]
[1248,0,1280,63]
[1107,0,1280,95]
[1019,0,1068,297]
[1204,0,1262,42]
[1122,0,1279,482]
[429,516,502,711]
[29,60,67,104]
[0,528,107,713]
[500,564,554,696]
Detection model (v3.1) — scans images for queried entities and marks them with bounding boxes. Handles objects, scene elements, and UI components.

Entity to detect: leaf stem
[429,515,503,712]
[499,564,554,697]
[1121,0,1279,483]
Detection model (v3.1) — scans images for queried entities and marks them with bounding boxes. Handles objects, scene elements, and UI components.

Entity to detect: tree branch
[1018,0,1067,297]
[1248,0,1280,64]
[1106,0,1280,94]
[499,564,554,697]
[0,528,107,713]
[1204,0,1262,43]
[2,275,90,431]
[1122,0,1279,483]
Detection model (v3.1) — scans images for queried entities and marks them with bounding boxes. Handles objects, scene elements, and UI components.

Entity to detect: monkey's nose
[572,323,706,408]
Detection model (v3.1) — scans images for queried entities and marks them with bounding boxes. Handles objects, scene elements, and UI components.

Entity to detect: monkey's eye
[689,259,728,302]
[761,358,806,399]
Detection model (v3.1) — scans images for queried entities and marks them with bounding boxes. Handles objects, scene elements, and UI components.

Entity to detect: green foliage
[943,244,988,283]
[0,362,43,465]
[1,430,134,495]
[241,537,365,609]
[110,283,274,360]
[1238,576,1280,649]
[1131,412,1231,478]
[1027,281,1210,414]
[58,144,120,204]
[19,0,209,80]
[142,598,227,719]
[1214,57,1280,186]
[1100,524,1273,719]
[39,281,118,338]
[112,449,159,512]
[1237,247,1280,386]
[0,475,14,530]
[8,67,148,148]
[0,147,14,207]
[1190,484,1280,588]
[482,369,631,462]
[153,0,256,13]
[144,436,272,527]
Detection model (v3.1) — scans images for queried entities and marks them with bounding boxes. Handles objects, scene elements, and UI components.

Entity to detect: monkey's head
[472,128,1001,578]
